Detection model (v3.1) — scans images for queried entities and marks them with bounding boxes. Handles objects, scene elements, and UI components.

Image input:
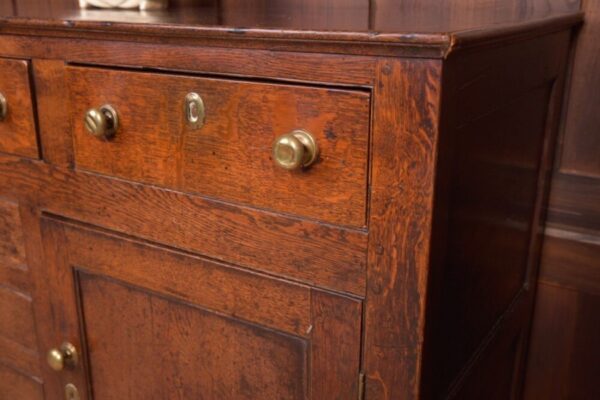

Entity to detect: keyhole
[184,92,205,129]
[188,101,199,123]
[65,383,80,400]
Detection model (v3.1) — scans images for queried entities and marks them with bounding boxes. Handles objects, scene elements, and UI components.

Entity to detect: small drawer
[68,67,370,227]
[0,58,38,158]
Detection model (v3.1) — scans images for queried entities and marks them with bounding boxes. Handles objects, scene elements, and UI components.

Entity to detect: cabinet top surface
[0,1,582,56]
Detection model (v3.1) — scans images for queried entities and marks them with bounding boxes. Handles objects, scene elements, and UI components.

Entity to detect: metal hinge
[358,372,366,400]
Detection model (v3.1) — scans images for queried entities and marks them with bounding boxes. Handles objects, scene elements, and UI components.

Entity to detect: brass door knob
[84,104,118,139]
[272,130,318,170]
[0,93,7,121]
[47,342,79,371]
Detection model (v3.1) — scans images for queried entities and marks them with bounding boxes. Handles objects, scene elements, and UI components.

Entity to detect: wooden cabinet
[38,218,361,399]
[0,1,582,399]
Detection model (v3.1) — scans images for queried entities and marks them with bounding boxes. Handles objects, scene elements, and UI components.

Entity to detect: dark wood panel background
[523,0,600,398]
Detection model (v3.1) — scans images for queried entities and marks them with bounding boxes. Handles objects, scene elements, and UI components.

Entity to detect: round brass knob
[84,104,118,139]
[272,130,318,170]
[0,93,7,121]
[47,342,78,371]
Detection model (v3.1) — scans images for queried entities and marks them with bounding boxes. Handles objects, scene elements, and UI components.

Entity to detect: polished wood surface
[560,0,600,176]
[38,217,362,399]
[0,363,43,400]
[68,66,370,227]
[0,198,42,398]
[420,28,573,399]
[524,280,600,399]
[0,2,582,399]
[0,58,38,158]
[2,0,580,34]
[0,155,367,295]
[364,58,442,399]
[0,34,377,86]
[0,0,583,57]
[0,1,13,15]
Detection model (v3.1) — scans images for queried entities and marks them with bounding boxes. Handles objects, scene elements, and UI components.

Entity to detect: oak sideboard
[0,2,583,399]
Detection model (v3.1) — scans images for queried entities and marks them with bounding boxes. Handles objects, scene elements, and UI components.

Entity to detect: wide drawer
[0,58,38,158]
[67,67,370,227]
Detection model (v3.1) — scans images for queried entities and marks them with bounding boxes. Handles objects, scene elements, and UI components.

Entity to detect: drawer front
[68,67,370,227]
[0,58,38,158]
[39,218,363,399]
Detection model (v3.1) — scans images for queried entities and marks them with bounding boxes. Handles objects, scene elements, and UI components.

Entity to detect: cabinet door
[39,217,362,400]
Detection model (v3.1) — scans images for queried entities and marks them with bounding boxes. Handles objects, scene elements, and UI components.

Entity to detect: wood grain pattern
[62,221,313,337]
[0,198,27,270]
[17,203,57,398]
[0,1,13,16]
[0,155,367,295]
[80,273,308,400]
[32,58,73,167]
[559,0,600,177]
[0,363,43,400]
[311,290,362,400]
[364,58,442,400]
[523,0,600,397]
[0,5,583,398]
[68,66,370,227]
[450,312,527,400]
[546,172,600,233]
[39,216,363,400]
[0,286,36,350]
[0,57,38,158]
[0,0,582,57]
[0,334,40,377]
[420,30,572,399]
[524,283,600,399]
[0,198,41,391]
[0,35,376,86]
[539,233,600,295]
[12,0,78,17]
[0,263,30,293]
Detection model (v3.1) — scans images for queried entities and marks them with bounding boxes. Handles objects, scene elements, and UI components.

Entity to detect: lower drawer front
[41,218,363,399]
[68,66,370,227]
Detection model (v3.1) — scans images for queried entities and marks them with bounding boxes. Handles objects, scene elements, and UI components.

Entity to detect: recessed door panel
[80,272,307,399]
[39,217,362,399]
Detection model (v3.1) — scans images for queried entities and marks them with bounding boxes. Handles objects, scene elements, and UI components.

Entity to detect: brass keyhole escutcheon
[0,93,7,121]
[184,92,205,129]
[47,342,79,371]
[273,130,319,170]
[84,104,119,140]
[65,383,81,400]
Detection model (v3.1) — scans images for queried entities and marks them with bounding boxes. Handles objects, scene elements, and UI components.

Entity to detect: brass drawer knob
[47,342,79,371]
[84,104,119,139]
[0,93,7,121]
[273,130,318,170]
